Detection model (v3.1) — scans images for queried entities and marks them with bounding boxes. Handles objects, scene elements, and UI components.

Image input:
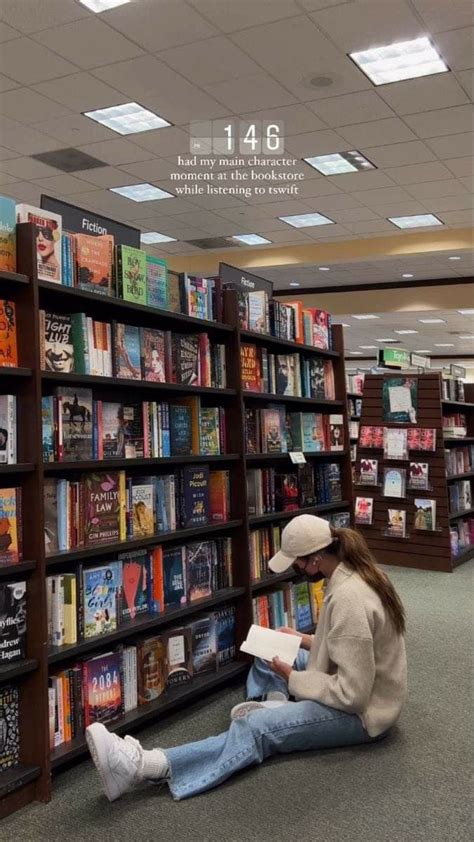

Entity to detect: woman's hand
[277,626,302,637]
[277,626,313,651]
[271,657,292,682]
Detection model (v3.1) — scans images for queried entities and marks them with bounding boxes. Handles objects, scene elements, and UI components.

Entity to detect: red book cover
[82,651,123,727]
[0,300,18,368]
[407,428,421,450]
[209,470,229,523]
[75,233,114,296]
[240,344,261,391]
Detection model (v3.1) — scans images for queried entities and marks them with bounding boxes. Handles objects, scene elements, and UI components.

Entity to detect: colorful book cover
[119,549,151,621]
[359,425,384,448]
[245,408,259,454]
[261,408,283,453]
[302,413,324,452]
[83,562,121,638]
[140,327,166,382]
[382,377,418,424]
[414,498,436,531]
[247,290,267,333]
[146,255,168,309]
[43,478,58,555]
[0,300,18,367]
[240,344,261,391]
[185,541,212,601]
[180,465,210,528]
[165,626,193,687]
[169,404,192,456]
[354,496,373,525]
[129,476,155,538]
[419,428,437,452]
[0,685,19,769]
[56,387,93,461]
[383,427,408,461]
[297,463,316,507]
[113,322,142,380]
[387,508,407,538]
[42,311,74,373]
[0,195,16,272]
[275,473,299,512]
[209,470,229,523]
[326,463,342,502]
[200,407,220,455]
[329,414,344,451]
[215,605,236,666]
[75,233,114,296]
[154,474,176,534]
[383,467,406,498]
[173,334,200,385]
[122,402,145,458]
[82,471,123,546]
[190,615,217,674]
[408,462,429,490]
[41,396,55,462]
[138,636,166,704]
[309,358,325,399]
[16,204,62,283]
[0,394,16,464]
[0,487,21,564]
[83,651,122,726]
[117,245,147,305]
[0,581,26,663]
[359,458,378,486]
[101,402,125,459]
[163,546,186,608]
[307,308,330,350]
[293,582,313,630]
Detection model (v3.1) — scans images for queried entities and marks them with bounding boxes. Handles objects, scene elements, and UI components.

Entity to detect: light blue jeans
[164,652,385,800]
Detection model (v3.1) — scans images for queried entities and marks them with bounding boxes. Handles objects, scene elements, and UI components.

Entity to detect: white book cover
[0,394,16,464]
[240,624,301,663]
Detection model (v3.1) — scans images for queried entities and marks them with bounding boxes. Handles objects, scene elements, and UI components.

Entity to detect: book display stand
[354,372,474,572]
[0,226,353,816]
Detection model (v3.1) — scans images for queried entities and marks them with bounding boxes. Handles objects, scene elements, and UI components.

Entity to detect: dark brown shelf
[51,660,248,769]
[0,560,36,578]
[44,453,240,473]
[449,506,474,521]
[444,436,474,445]
[46,519,243,566]
[48,586,245,665]
[446,471,474,482]
[347,391,363,399]
[251,570,297,592]
[38,279,234,334]
[243,391,344,408]
[442,399,474,409]
[240,329,339,359]
[249,500,350,526]
[0,764,41,799]
[0,658,38,683]
[245,449,348,462]
[0,463,35,474]
[452,545,474,567]
[351,415,361,421]
[0,270,29,286]
[0,366,32,378]
[41,371,236,397]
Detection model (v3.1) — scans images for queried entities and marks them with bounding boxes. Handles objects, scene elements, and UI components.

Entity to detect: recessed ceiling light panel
[418,318,446,324]
[402,273,414,278]
[319,266,330,271]
[80,0,130,11]
[449,256,461,260]
[352,314,379,320]
[111,183,174,202]
[84,102,171,135]
[394,329,418,334]
[279,212,334,228]
[304,150,375,176]
[232,234,272,245]
[350,36,449,85]
[359,345,377,349]
[376,338,399,342]
[389,214,443,229]
[289,282,300,287]
[434,343,454,347]
[459,335,474,339]
[349,351,364,355]
[140,232,177,244]
[458,309,474,315]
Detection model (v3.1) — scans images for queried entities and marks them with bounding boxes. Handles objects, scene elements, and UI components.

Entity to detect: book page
[240,625,302,663]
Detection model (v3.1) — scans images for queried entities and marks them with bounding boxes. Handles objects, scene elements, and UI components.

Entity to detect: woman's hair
[326,527,406,635]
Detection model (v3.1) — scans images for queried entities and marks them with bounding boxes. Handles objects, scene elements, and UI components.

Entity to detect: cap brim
[268,550,295,574]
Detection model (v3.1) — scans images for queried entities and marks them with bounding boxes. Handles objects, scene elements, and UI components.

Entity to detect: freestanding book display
[0,226,353,817]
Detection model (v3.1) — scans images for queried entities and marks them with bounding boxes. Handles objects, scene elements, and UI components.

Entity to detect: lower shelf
[452,545,474,567]
[51,660,248,769]
[0,658,38,684]
[0,764,41,798]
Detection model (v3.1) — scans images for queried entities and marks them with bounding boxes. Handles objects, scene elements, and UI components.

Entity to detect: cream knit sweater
[288,561,407,737]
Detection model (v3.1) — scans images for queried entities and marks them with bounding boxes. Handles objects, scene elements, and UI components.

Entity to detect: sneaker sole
[85,723,121,802]
[230,701,265,720]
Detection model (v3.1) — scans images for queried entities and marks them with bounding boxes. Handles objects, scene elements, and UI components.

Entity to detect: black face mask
[292,562,325,583]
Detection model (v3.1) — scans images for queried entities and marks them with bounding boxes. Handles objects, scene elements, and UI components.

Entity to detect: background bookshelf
[354,372,473,572]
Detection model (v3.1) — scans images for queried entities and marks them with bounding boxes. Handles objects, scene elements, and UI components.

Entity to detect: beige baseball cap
[269,514,333,573]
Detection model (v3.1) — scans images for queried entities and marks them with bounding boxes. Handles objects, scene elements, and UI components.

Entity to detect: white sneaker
[230,699,289,721]
[86,722,144,802]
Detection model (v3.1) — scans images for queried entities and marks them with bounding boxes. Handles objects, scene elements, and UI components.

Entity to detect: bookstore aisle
[1,559,472,842]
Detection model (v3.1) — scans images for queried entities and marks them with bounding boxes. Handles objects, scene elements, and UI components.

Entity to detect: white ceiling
[0,0,472,263]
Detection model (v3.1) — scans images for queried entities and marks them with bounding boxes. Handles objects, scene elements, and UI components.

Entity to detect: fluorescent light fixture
[84,102,171,136]
[415,350,431,354]
[395,329,418,335]
[359,345,377,349]
[418,318,446,324]
[449,256,461,260]
[349,351,364,355]
[402,273,414,278]
[303,150,375,176]
[319,266,330,271]
[376,338,398,342]
[458,309,474,315]
[350,36,449,86]
[341,323,351,327]
[459,334,474,339]
[140,232,177,244]
[352,314,379,320]
[435,343,454,347]
[110,183,174,202]
[279,212,334,228]
[389,214,443,229]
[80,0,130,11]
[289,282,300,287]
[232,234,272,245]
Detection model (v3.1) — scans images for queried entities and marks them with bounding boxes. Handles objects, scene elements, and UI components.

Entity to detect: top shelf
[0,270,29,287]
[239,329,339,359]
[38,280,233,335]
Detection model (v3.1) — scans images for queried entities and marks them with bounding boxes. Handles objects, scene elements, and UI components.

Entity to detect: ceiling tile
[32,173,98,195]
[362,140,437,168]
[0,73,19,92]
[186,0,301,33]
[303,193,364,211]
[0,156,63,179]
[326,207,381,223]
[1,181,46,205]
[133,128,192,158]
[325,170,395,191]
[438,209,474,224]
[458,176,474,191]
[158,36,261,87]
[0,125,64,156]
[385,161,453,185]
[444,157,474,177]
[412,0,474,32]
[344,219,395,234]
[338,118,417,147]
[0,172,19,186]
[204,73,296,113]
[0,0,90,34]
[71,166,145,189]
[308,91,394,127]
[119,159,177,182]
[0,87,72,124]
[427,132,474,158]
[435,28,474,71]
[349,186,414,206]
[284,129,349,157]
[32,72,127,112]
[368,200,442,217]
[405,178,469,199]
[298,0,353,9]
[34,114,115,146]
[0,37,78,84]
[429,193,474,211]
[281,177,342,200]
[403,105,474,138]
[378,74,469,115]
[34,18,144,70]
[77,139,154,166]
[311,0,423,52]
[0,22,21,42]
[0,146,20,161]
[255,228,312,243]
[457,69,474,100]
[240,104,327,135]
[103,0,218,51]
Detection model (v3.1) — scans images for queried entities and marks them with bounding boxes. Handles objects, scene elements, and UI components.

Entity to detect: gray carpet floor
[2,561,473,842]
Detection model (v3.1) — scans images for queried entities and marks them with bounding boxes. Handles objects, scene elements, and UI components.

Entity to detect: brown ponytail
[328,528,406,635]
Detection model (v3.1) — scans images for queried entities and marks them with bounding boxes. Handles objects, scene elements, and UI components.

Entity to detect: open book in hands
[240,625,302,664]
